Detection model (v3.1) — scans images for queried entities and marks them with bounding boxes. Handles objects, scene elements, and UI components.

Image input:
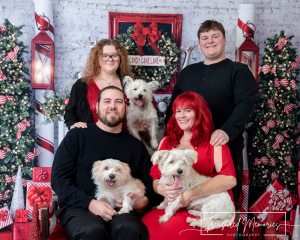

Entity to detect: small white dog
[123,76,160,154]
[151,149,235,230]
[92,159,146,214]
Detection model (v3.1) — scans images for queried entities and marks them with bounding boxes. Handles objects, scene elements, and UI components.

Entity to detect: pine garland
[117,26,180,87]
[0,19,36,207]
[246,31,300,195]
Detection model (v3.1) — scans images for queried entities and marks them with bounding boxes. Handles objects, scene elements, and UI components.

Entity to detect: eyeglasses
[101,54,120,61]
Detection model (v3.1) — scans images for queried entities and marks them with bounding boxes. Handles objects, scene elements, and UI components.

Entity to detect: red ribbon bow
[275,36,290,51]
[0,25,7,31]
[64,98,69,105]
[0,95,15,105]
[16,118,30,139]
[27,185,52,209]
[270,158,276,167]
[2,46,21,62]
[0,190,10,201]
[271,172,279,180]
[272,134,284,149]
[24,148,41,163]
[0,147,10,160]
[288,56,300,71]
[284,156,293,167]
[267,99,276,110]
[131,22,161,56]
[255,157,269,165]
[284,103,297,116]
[262,120,276,134]
[16,211,28,219]
[5,174,27,187]
[0,70,7,80]
[269,188,292,211]
[258,64,276,75]
[0,209,8,221]
[36,169,48,180]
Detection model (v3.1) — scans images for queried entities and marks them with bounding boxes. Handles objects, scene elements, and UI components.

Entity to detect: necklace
[99,75,119,86]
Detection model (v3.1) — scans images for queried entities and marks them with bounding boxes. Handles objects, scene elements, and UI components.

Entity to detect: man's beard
[97,107,125,128]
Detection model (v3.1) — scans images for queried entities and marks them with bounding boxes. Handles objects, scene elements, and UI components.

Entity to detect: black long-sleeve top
[166,59,256,154]
[51,123,157,218]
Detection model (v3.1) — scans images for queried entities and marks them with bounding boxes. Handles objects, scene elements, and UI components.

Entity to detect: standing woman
[64,39,134,129]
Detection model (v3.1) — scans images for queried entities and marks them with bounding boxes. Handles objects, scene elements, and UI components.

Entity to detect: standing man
[165,20,256,207]
[52,86,156,240]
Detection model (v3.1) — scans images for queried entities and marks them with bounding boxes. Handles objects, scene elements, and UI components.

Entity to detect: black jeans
[59,207,149,240]
[230,152,243,208]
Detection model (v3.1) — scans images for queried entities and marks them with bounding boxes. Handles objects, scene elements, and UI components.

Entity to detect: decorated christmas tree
[247,31,300,195]
[0,19,37,207]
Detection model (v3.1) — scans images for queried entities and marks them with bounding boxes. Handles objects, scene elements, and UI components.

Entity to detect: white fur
[151,149,235,230]
[92,159,146,214]
[123,76,159,154]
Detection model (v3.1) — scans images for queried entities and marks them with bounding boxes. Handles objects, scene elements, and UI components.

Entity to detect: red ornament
[64,97,69,105]
[0,25,7,31]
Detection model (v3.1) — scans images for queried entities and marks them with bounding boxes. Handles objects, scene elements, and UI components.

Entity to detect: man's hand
[157,183,182,202]
[210,129,229,146]
[88,199,117,222]
[70,122,87,129]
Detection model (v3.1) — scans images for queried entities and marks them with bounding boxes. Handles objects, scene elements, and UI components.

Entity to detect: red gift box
[240,220,262,240]
[12,222,31,240]
[249,179,297,224]
[26,181,55,220]
[14,209,28,222]
[277,220,291,233]
[0,206,13,229]
[0,231,12,240]
[33,167,52,182]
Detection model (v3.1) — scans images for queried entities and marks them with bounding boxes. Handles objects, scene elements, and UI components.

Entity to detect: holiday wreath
[116,23,180,88]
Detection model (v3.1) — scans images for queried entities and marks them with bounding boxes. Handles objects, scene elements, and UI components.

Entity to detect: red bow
[272,134,284,149]
[269,188,292,211]
[288,56,300,71]
[0,147,10,160]
[0,190,10,201]
[270,158,276,167]
[64,98,69,105]
[24,148,41,163]
[131,22,161,56]
[275,36,290,51]
[267,99,276,110]
[262,120,276,134]
[16,118,30,139]
[2,46,21,62]
[27,185,52,208]
[5,174,27,187]
[36,169,48,180]
[271,172,279,180]
[0,209,8,221]
[0,70,7,80]
[16,211,28,220]
[284,103,297,116]
[258,65,276,75]
[0,25,7,31]
[0,95,15,105]
[284,156,293,167]
[255,157,269,165]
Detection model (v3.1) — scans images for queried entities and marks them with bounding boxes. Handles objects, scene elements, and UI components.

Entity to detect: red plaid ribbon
[288,56,300,71]
[271,172,279,180]
[2,46,21,61]
[0,147,10,159]
[270,158,276,167]
[24,148,41,163]
[16,118,30,139]
[258,64,276,75]
[0,95,14,105]
[284,103,297,115]
[283,130,290,138]
[284,156,293,167]
[5,175,27,187]
[255,157,269,165]
[269,188,293,211]
[275,36,290,51]
[0,25,7,31]
[0,190,10,201]
[267,99,276,110]
[272,134,284,149]
[0,70,7,80]
[262,120,276,134]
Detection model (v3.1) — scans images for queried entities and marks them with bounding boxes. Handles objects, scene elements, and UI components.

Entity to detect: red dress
[142,137,237,240]
[86,81,128,131]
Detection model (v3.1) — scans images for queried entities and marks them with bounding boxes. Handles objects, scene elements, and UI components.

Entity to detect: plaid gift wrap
[12,222,31,240]
[249,179,297,224]
[0,231,13,240]
[0,206,13,229]
[277,236,289,240]
[26,181,55,220]
[14,209,28,222]
[32,167,52,182]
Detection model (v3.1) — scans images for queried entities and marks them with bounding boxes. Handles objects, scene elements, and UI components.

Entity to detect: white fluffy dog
[151,149,235,230]
[92,159,145,214]
[123,76,159,153]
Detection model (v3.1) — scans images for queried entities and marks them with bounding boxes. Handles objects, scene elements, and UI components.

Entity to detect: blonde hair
[83,39,134,83]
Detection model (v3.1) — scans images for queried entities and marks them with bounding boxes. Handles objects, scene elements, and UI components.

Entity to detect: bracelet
[197,185,205,198]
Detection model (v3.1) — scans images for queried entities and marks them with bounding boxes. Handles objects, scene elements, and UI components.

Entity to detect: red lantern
[31,16,54,90]
[235,23,259,82]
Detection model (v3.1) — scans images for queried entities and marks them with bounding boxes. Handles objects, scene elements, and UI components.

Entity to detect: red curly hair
[166,91,214,148]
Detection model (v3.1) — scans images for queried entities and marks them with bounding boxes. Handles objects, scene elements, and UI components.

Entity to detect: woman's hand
[181,190,194,208]
[70,122,87,129]
[157,183,182,202]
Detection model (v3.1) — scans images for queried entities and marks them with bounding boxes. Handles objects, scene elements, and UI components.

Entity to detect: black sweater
[51,123,156,217]
[166,59,256,153]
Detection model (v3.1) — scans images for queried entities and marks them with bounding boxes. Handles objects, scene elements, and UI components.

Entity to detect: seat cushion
[48,223,69,240]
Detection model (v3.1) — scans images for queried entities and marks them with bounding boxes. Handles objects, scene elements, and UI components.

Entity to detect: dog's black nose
[109,174,115,179]
[177,169,183,175]
[138,94,143,98]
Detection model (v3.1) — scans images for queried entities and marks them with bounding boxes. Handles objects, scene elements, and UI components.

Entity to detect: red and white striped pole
[33,0,55,167]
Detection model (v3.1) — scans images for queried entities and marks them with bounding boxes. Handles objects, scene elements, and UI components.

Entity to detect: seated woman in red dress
[142,91,237,240]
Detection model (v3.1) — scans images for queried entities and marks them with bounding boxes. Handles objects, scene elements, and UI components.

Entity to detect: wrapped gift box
[33,167,52,182]
[249,179,297,224]
[277,220,291,233]
[26,181,55,220]
[240,220,262,240]
[14,209,28,222]
[0,231,12,240]
[238,170,249,222]
[12,222,31,240]
[0,206,13,229]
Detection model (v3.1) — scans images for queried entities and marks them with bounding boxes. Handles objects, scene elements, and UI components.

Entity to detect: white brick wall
[2,0,300,151]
